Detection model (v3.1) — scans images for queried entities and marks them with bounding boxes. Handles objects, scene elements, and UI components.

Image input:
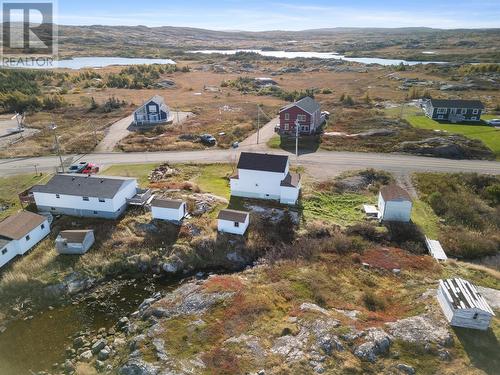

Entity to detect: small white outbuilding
[56,230,95,255]
[437,278,495,331]
[151,197,187,223]
[217,209,249,235]
[378,184,413,222]
[0,211,50,268]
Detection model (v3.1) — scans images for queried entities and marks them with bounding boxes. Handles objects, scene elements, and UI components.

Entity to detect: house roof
[280,172,301,188]
[135,95,169,113]
[151,197,184,209]
[380,184,412,202]
[280,96,320,114]
[58,230,93,243]
[0,211,47,240]
[429,99,484,110]
[218,209,249,223]
[31,174,135,199]
[237,152,288,173]
[439,278,495,315]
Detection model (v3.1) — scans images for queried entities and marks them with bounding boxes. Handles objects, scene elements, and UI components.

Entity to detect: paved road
[1,149,499,178]
[95,111,192,152]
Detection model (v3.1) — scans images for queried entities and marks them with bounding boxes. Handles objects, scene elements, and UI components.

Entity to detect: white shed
[217,209,249,235]
[56,230,95,255]
[437,278,495,331]
[378,184,413,222]
[425,237,448,261]
[151,198,187,222]
[0,211,50,268]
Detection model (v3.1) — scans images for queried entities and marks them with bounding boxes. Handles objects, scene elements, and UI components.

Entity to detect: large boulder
[354,328,391,362]
[386,314,453,347]
[119,360,159,375]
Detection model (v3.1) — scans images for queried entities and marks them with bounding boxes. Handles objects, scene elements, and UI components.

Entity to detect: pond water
[0,278,178,374]
[189,49,448,66]
[0,57,176,70]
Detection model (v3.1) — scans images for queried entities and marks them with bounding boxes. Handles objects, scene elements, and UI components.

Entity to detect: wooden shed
[378,184,413,222]
[151,198,187,223]
[56,230,95,255]
[217,209,249,235]
[437,278,495,330]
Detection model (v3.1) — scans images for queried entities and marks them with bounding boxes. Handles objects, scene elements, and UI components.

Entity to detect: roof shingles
[237,152,288,173]
[0,211,47,240]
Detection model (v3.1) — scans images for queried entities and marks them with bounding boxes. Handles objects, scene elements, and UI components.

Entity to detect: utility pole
[34,164,39,176]
[88,119,98,147]
[400,102,405,120]
[295,119,300,157]
[257,104,260,144]
[50,123,64,173]
[176,108,180,124]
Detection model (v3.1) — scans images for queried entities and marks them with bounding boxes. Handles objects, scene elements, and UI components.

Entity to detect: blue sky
[53,0,500,30]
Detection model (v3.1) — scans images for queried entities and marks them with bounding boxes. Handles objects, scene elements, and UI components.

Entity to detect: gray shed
[56,230,95,255]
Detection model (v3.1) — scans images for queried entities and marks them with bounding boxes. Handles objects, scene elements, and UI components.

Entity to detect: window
[297,114,306,122]
[301,126,309,132]
[41,224,45,230]
[99,198,105,203]
[56,194,60,199]
[471,116,477,121]
[461,108,467,114]
[25,235,30,241]
[437,108,447,114]
[437,115,444,120]
[83,197,89,201]
[51,207,56,211]
[284,123,289,131]
[284,113,290,120]
[1,249,7,255]
[234,222,240,227]
[148,104,157,113]
[93,211,98,215]
[473,313,478,320]
[472,109,479,115]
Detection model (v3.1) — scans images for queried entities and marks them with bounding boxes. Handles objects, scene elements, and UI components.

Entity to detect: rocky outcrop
[396,135,494,160]
[386,313,453,347]
[353,328,392,362]
[141,282,234,320]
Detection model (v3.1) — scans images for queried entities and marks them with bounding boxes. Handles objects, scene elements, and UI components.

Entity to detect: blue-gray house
[133,95,169,126]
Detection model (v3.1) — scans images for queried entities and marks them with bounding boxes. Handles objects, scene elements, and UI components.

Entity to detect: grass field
[102,163,232,198]
[411,199,440,238]
[405,114,500,159]
[302,192,374,227]
[0,173,51,220]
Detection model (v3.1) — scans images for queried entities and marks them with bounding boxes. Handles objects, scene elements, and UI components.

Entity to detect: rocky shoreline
[45,269,459,375]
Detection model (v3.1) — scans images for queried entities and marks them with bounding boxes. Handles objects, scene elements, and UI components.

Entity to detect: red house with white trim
[278,96,322,135]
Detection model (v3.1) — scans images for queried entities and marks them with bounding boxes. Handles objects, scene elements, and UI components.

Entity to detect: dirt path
[239,117,279,151]
[95,111,192,153]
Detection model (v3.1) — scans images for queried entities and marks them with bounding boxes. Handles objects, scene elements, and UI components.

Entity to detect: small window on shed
[1,249,7,255]
[93,211,98,215]
[472,109,479,115]
[41,224,45,230]
[234,222,240,228]
[56,194,60,199]
[83,197,89,201]
[99,198,105,203]
[25,235,30,241]
[51,207,56,211]
[473,313,478,320]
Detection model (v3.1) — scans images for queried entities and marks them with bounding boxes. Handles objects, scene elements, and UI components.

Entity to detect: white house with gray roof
[31,174,140,219]
[437,278,495,330]
[0,211,50,268]
[230,152,301,205]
